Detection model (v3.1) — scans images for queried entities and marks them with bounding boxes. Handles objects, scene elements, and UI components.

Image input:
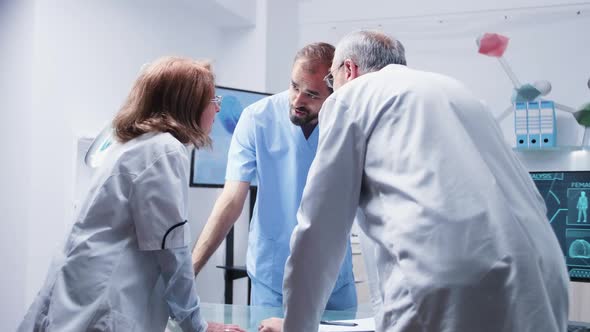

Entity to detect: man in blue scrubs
[191,43,357,309]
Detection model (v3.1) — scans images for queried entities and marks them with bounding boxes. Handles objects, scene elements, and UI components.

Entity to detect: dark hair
[293,42,335,73]
[113,56,214,148]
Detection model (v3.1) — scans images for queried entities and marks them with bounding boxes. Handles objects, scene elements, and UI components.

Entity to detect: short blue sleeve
[225,106,257,182]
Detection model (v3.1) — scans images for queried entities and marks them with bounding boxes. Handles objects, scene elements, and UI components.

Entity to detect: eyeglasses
[210,95,223,107]
[323,62,344,89]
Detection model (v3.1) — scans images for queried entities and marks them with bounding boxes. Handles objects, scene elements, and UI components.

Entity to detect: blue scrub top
[226,91,354,293]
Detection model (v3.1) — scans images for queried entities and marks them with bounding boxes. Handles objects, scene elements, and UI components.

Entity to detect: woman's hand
[206,321,245,332]
[258,317,283,332]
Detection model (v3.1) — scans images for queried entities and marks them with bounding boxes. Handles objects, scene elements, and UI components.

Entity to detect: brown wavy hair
[113,56,214,148]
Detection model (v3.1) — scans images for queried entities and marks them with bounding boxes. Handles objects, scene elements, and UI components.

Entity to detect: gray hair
[334,30,406,74]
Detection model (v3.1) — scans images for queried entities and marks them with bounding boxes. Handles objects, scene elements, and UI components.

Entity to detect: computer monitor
[529,171,590,282]
[190,86,271,187]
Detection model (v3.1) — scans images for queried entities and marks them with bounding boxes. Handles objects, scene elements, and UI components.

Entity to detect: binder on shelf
[514,102,528,148]
[540,100,556,147]
[513,100,556,149]
[527,101,541,148]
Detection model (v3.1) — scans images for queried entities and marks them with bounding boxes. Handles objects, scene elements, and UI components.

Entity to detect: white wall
[264,0,299,93]
[0,1,34,330]
[2,1,228,328]
[300,0,586,25]
[300,3,590,127]
[214,0,300,94]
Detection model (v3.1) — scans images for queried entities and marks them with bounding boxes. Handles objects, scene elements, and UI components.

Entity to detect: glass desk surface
[167,302,374,332]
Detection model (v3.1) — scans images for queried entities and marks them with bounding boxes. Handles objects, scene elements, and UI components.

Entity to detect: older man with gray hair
[259,30,568,332]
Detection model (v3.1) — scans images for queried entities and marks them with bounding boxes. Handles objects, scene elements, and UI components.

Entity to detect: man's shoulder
[245,90,289,119]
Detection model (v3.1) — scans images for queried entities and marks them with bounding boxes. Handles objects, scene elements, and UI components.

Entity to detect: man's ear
[343,59,359,82]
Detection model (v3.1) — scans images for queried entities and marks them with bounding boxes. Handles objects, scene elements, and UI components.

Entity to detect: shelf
[513,146,589,152]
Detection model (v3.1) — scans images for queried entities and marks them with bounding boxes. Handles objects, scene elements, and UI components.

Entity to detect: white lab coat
[283,65,569,332]
[356,210,383,315]
[18,132,207,332]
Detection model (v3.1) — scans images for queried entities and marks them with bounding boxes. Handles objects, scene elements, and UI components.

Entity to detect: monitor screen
[529,171,590,282]
[190,86,271,187]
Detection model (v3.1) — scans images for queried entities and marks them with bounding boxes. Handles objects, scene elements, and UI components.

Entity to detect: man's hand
[258,317,283,332]
[206,321,245,332]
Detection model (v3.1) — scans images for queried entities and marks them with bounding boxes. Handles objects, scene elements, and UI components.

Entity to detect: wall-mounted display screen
[530,171,590,282]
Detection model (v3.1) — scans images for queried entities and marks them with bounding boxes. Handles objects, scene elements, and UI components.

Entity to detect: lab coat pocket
[34,316,50,332]
[161,220,191,250]
[88,309,137,332]
[33,296,51,332]
[17,291,52,332]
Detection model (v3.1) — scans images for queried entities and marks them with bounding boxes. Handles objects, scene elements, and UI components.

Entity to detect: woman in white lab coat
[18,57,245,332]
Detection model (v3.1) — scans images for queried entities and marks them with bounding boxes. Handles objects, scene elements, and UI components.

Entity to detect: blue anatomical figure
[577,191,588,223]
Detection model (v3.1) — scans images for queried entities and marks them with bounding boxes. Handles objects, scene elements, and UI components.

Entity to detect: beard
[289,106,318,126]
